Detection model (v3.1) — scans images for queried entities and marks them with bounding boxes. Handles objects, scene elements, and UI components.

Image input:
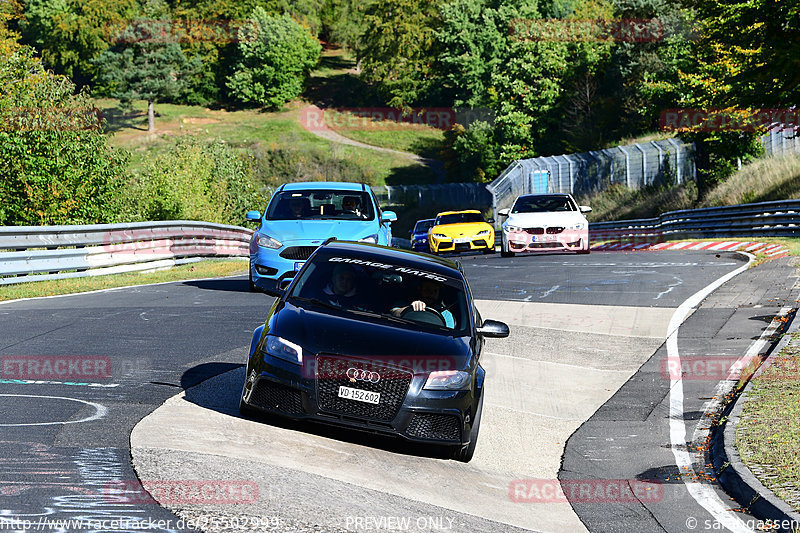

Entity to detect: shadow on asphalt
[182,278,254,293]
[179,363,454,461]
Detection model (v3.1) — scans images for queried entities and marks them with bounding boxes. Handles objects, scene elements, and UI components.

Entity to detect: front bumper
[250,241,320,293]
[242,355,480,446]
[503,228,587,252]
[430,235,493,253]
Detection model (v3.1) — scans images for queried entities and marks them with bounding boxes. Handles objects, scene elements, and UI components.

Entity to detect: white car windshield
[513,196,576,213]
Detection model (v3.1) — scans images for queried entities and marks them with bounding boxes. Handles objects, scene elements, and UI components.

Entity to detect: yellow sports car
[428,210,495,254]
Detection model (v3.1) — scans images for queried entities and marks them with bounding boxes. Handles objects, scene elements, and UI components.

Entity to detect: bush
[0,46,128,225]
[118,137,265,225]
[226,9,321,109]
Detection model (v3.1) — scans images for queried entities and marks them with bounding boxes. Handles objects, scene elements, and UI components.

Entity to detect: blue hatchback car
[410,218,435,252]
[247,182,397,293]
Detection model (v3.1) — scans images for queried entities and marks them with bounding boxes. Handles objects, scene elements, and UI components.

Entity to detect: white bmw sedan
[498,193,592,257]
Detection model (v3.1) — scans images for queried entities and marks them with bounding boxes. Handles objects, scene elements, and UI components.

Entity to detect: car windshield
[436,212,485,225]
[512,196,576,213]
[266,190,375,221]
[414,220,434,232]
[287,254,469,334]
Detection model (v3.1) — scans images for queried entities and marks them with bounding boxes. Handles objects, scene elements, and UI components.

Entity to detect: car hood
[505,212,585,228]
[260,219,377,243]
[433,222,492,236]
[272,301,473,372]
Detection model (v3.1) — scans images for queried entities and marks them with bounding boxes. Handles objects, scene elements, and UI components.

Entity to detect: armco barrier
[589,199,800,244]
[0,221,252,285]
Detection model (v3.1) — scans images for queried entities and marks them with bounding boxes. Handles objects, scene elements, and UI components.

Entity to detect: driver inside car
[391,279,455,328]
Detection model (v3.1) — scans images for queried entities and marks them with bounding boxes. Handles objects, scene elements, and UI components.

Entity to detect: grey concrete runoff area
[2,249,797,533]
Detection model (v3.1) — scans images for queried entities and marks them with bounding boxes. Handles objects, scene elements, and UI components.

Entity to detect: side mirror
[498,208,510,217]
[246,210,261,221]
[409,230,414,235]
[381,211,398,223]
[579,206,592,213]
[477,319,509,338]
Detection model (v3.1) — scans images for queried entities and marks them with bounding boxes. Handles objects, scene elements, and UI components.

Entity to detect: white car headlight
[424,370,471,390]
[569,222,586,230]
[504,225,522,232]
[257,234,282,249]
[358,234,378,244]
[476,230,490,236]
[433,233,448,238]
[264,336,303,364]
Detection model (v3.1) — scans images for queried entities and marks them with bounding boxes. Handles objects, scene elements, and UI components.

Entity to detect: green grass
[0,260,247,301]
[736,334,800,512]
[95,98,433,186]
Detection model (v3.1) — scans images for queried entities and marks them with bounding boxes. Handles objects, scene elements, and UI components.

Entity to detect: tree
[360,0,441,109]
[0,0,22,56]
[20,0,137,86]
[0,46,127,225]
[226,9,320,109]
[93,18,200,131]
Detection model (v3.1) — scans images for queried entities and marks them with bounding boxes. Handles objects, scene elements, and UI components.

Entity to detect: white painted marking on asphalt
[0,394,107,426]
[707,242,737,251]
[666,252,754,533]
[139,312,149,321]
[541,285,560,298]
[489,353,627,373]
[654,276,683,300]
[486,403,582,421]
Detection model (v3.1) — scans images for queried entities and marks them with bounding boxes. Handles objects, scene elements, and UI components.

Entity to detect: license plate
[454,237,471,243]
[294,262,305,271]
[532,235,555,243]
[338,386,380,405]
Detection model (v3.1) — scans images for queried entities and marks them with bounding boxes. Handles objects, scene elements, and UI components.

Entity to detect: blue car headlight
[257,234,282,249]
[264,336,303,364]
[359,233,378,244]
[424,370,471,390]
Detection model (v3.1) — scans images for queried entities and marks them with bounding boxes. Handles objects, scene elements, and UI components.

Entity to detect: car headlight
[476,230,491,236]
[264,336,302,364]
[257,234,282,249]
[569,222,586,230]
[433,233,448,238]
[504,225,522,232]
[424,370,471,390]
[359,234,378,244]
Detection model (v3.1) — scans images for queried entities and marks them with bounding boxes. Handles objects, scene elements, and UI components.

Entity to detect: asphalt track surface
[0,250,795,532]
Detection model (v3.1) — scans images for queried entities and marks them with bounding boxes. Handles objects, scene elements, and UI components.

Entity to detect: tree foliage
[227,9,320,109]
[0,46,127,225]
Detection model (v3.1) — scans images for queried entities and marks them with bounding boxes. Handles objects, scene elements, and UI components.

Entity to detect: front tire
[248,268,257,292]
[452,394,483,463]
[576,239,591,254]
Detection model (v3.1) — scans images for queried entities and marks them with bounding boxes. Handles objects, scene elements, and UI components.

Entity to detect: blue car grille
[279,246,318,260]
[315,355,412,421]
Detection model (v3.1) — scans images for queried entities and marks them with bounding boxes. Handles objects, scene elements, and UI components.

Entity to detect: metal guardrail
[589,199,800,243]
[0,221,252,285]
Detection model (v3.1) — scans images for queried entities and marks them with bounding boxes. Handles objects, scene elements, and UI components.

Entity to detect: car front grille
[454,243,472,252]
[249,380,304,415]
[279,246,318,260]
[525,228,544,235]
[546,227,565,234]
[315,355,412,421]
[528,242,563,249]
[407,413,461,441]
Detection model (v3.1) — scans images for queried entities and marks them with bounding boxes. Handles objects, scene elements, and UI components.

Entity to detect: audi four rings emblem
[346,367,381,383]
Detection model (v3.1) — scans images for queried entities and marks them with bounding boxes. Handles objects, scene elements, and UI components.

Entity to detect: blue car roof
[281,181,367,192]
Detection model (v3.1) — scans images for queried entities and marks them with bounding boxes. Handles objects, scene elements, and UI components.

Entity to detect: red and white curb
[591,240,789,258]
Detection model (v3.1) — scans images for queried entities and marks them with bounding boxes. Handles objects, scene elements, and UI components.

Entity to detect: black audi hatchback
[240,240,509,461]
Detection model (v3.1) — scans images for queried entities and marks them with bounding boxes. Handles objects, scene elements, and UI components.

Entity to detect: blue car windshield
[288,255,469,334]
[267,190,375,221]
[414,220,434,233]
